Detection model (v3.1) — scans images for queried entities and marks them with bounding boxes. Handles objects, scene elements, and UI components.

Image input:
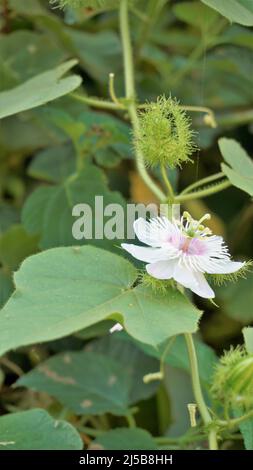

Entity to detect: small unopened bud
[136,96,196,169]
[203,113,217,128]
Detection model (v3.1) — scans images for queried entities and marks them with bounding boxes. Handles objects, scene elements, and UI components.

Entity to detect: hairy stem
[175,180,231,202]
[71,92,124,110]
[219,409,253,430]
[155,432,206,446]
[125,413,137,428]
[184,333,218,450]
[120,0,219,451]
[182,106,217,128]
[181,172,226,195]
[161,164,175,201]
[119,0,166,201]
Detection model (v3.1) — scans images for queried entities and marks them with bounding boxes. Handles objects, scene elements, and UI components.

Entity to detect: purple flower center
[167,233,206,255]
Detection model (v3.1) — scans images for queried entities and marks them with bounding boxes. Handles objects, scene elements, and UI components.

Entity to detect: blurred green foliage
[0,0,253,451]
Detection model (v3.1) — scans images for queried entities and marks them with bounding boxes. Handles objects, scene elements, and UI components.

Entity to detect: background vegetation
[0,0,253,450]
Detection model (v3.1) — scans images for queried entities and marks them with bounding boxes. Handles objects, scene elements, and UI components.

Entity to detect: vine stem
[119,0,166,202]
[182,106,217,128]
[71,93,253,130]
[175,180,231,202]
[77,425,103,437]
[184,333,218,450]
[71,93,123,110]
[218,408,253,429]
[161,164,175,201]
[181,172,225,195]
[119,0,219,451]
[125,413,137,428]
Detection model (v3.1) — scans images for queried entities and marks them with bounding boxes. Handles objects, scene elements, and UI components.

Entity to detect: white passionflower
[121,213,244,299]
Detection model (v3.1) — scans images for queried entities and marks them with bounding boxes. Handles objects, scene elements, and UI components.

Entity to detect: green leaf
[0,60,82,120]
[22,186,56,236]
[163,367,194,436]
[0,409,82,450]
[50,0,123,11]
[86,335,159,404]
[77,110,132,161]
[9,0,45,16]
[17,351,131,416]
[17,334,159,414]
[217,272,253,324]
[240,419,253,450]
[243,327,253,353]
[0,114,63,155]
[28,144,76,183]
[62,29,121,83]
[90,428,158,450]
[0,225,38,271]
[0,31,67,90]
[0,246,201,355]
[44,108,132,165]
[0,203,19,234]
[94,149,122,168]
[43,108,86,153]
[217,25,253,50]
[76,320,115,340]
[22,164,127,251]
[0,270,13,309]
[233,408,253,450]
[201,0,253,26]
[219,137,253,196]
[173,2,219,32]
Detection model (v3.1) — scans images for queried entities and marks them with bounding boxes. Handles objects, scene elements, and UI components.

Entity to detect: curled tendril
[136,96,196,169]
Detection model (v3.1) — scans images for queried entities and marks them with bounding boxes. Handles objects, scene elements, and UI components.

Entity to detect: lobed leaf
[17,351,131,416]
[219,137,253,196]
[22,164,127,251]
[0,409,82,450]
[0,246,202,355]
[243,327,253,354]
[90,428,158,450]
[202,0,253,26]
[0,60,82,120]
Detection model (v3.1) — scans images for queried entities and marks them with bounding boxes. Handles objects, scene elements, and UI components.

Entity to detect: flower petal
[146,260,176,279]
[121,243,170,263]
[173,264,196,290]
[173,264,215,298]
[205,260,245,274]
[133,217,177,247]
[191,271,215,299]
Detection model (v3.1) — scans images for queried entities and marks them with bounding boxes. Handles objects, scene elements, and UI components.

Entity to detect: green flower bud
[136,96,196,168]
[212,347,253,408]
